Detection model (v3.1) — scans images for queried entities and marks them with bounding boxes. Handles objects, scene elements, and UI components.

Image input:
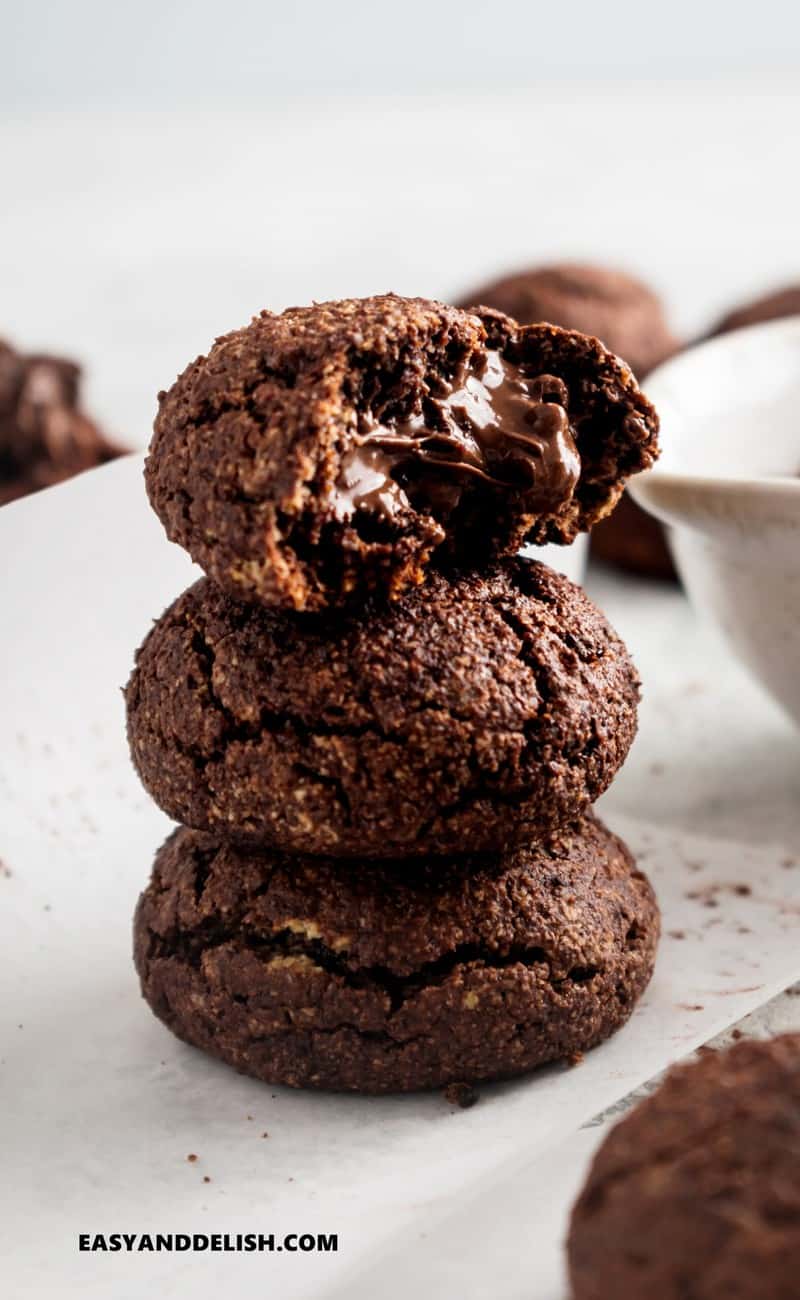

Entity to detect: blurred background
[3,0,800,444]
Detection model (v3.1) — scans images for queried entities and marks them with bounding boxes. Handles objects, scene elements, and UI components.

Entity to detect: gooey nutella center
[332,349,581,522]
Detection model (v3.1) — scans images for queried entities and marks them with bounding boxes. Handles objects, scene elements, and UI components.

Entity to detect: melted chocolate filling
[331,350,580,522]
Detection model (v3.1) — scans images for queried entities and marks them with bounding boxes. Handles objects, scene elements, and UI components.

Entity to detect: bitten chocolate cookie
[146,294,659,611]
[457,263,679,380]
[126,559,640,858]
[568,1035,800,1300]
[134,814,659,1093]
[710,283,800,337]
[456,268,673,579]
[0,340,122,505]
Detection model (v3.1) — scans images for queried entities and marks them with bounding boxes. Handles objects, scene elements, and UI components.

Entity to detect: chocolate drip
[330,443,410,520]
[331,350,580,523]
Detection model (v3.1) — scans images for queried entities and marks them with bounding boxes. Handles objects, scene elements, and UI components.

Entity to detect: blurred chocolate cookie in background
[456,263,679,383]
[589,489,675,580]
[708,282,800,337]
[0,339,123,505]
[590,277,800,580]
[568,1034,800,1300]
[457,264,679,581]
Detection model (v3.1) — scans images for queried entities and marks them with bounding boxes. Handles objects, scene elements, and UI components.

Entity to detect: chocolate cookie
[126,559,640,858]
[133,814,659,1093]
[457,264,679,380]
[0,340,122,505]
[710,283,800,337]
[455,268,673,579]
[145,294,659,611]
[568,1035,800,1300]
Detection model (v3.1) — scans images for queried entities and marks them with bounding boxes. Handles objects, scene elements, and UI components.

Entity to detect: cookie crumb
[668,929,685,940]
[203,1175,211,1183]
[731,1028,744,1040]
[690,880,755,907]
[443,1082,480,1109]
[261,1132,269,1139]
[187,1153,198,1163]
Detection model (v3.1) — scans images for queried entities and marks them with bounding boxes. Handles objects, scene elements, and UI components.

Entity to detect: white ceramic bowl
[630,315,800,724]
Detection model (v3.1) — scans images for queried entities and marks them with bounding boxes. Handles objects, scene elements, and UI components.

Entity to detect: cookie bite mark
[333,353,580,523]
[133,815,659,1092]
[146,295,659,611]
[455,267,675,580]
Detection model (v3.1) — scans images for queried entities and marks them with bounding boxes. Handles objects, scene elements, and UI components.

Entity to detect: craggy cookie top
[134,815,659,1091]
[458,264,679,380]
[568,1035,800,1300]
[137,813,655,980]
[125,558,640,858]
[146,294,659,610]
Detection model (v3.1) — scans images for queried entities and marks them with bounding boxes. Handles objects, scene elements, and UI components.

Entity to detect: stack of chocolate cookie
[126,294,661,1093]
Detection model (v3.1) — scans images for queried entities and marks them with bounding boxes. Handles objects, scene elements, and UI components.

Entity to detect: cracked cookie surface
[145,293,659,611]
[134,813,659,1092]
[125,558,640,857]
[568,1035,800,1300]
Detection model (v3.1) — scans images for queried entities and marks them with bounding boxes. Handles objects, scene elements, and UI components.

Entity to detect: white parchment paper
[2,459,799,1300]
